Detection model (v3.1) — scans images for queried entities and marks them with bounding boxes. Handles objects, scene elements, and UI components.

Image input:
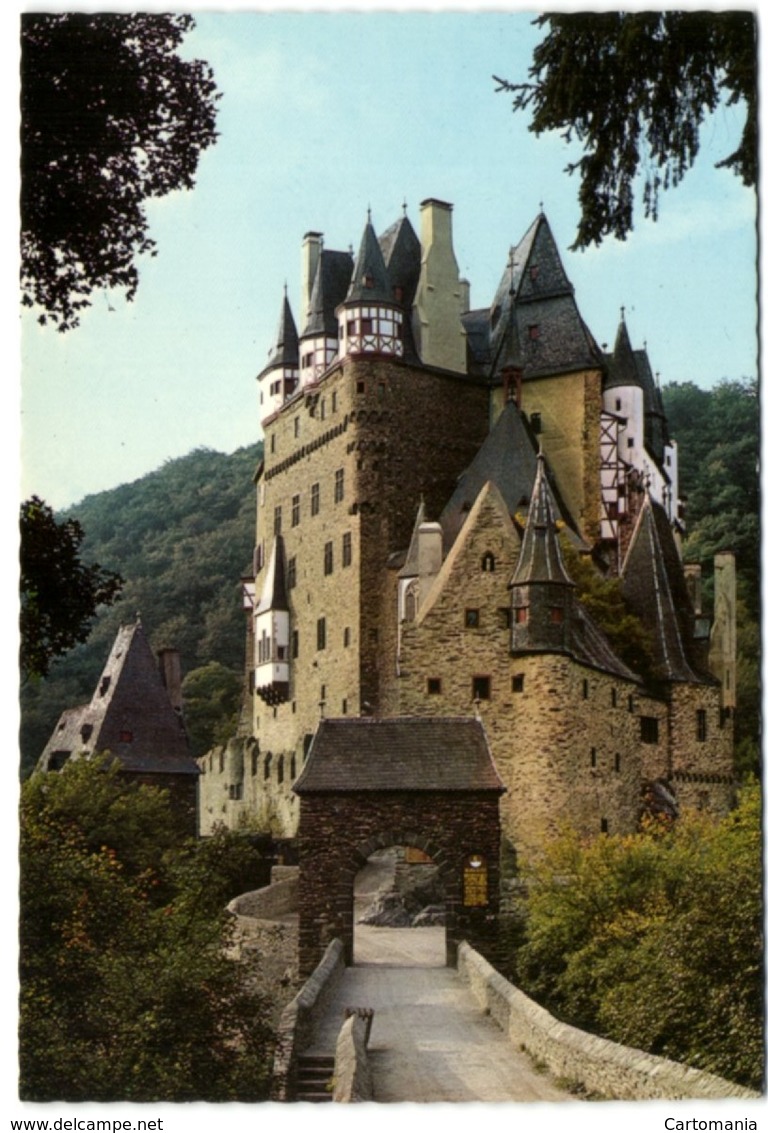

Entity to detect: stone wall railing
[227,871,298,920]
[332,1013,374,1103]
[271,938,345,1101]
[458,942,758,1101]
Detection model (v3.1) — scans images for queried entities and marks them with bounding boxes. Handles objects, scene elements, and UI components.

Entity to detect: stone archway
[293,717,505,977]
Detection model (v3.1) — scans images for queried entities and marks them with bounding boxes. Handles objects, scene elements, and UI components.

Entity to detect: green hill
[20,443,262,778]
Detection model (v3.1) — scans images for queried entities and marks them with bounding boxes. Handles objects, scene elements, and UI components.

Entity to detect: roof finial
[620,304,626,321]
[539,199,544,214]
[402,198,408,216]
[367,204,372,224]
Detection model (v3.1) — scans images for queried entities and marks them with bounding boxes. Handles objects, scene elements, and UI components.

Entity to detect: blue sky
[19,7,758,510]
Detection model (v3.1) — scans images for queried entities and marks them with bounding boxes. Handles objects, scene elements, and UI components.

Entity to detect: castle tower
[256,291,299,423]
[709,551,737,710]
[337,215,405,360]
[412,198,467,372]
[253,535,291,706]
[509,455,576,653]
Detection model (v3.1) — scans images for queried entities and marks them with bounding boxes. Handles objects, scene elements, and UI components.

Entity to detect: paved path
[308,924,573,1103]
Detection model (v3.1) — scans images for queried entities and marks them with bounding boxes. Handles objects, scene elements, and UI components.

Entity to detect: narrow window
[582,678,589,699]
[472,675,491,701]
[251,751,258,776]
[600,818,609,834]
[427,677,442,695]
[465,609,480,628]
[551,607,564,624]
[611,687,618,707]
[332,391,337,413]
[277,756,285,785]
[291,494,300,527]
[514,607,528,624]
[342,531,352,567]
[291,630,299,659]
[640,716,659,744]
[481,551,495,572]
[614,752,621,772]
[294,417,300,438]
[530,412,542,434]
[512,674,524,693]
[498,608,511,629]
[273,505,282,536]
[317,617,326,651]
[590,747,597,768]
[310,482,320,516]
[627,437,634,449]
[287,556,297,589]
[343,626,351,647]
[696,709,707,742]
[615,398,622,411]
[334,468,345,503]
[342,698,348,715]
[264,753,272,780]
[323,541,333,576]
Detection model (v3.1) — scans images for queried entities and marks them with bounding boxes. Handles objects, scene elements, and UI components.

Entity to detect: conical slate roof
[510,455,573,587]
[603,314,641,390]
[379,211,421,306]
[256,535,289,614]
[302,249,354,337]
[261,291,298,374]
[344,218,393,305]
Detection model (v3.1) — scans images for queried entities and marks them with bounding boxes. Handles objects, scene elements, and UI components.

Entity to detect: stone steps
[294,1053,335,1102]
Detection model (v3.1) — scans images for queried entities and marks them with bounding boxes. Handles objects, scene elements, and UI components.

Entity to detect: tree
[496,12,757,248]
[20,757,275,1101]
[512,782,763,1090]
[21,13,219,330]
[181,662,243,757]
[20,496,123,681]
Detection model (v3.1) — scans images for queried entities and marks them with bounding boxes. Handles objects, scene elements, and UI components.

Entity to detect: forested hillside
[20,444,262,777]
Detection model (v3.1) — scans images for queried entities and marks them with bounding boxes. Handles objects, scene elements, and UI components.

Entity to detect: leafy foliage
[20,496,123,682]
[21,13,219,329]
[496,12,756,247]
[20,444,261,777]
[512,782,763,1090]
[182,661,243,757]
[20,757,275,1101]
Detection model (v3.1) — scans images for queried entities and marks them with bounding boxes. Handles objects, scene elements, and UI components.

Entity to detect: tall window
[323,541,333,575]
[472,675,491,701]
[342,531,352,567]
[291,494,300,527]
[696,709,707,742]
[273,505,282,536]
[640,716,659,744]
[311,482,320,516]
[481,551,495,572]
[287,556,297,589]
[334,468,345,503]
[317,617,326,651]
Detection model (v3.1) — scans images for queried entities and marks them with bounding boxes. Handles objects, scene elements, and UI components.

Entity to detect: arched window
[481,551,495,572]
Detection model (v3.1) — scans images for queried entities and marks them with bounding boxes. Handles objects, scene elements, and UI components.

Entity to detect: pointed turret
[254,536,291,705]
[298,247,354,387]
[337,215,405,360]
[509,455,576,653]
[257,291,300,422]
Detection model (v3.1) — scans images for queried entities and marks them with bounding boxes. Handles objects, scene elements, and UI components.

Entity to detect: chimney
[158,648,183,713]
[709,551,737,709]
[412,199,467,373]
[301,231,322,325]
[684,563,702,616]
[417,521,443,608]
[459,277,471,314]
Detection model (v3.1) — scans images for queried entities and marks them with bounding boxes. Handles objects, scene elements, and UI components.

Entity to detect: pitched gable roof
[39,622,197,775]
[621,496,707,683]
[294,717,505,793]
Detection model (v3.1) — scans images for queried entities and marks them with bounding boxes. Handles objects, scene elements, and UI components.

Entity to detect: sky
[17,4,759,512]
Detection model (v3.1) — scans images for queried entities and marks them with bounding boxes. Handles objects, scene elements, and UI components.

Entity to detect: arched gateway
[293,717,505,977]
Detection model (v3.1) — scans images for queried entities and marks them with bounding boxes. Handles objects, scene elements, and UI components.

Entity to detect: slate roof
[511,454,573,587]
[38,622,197,776]
[439,402,576,551]
[398,498,426,579]
[344,218,393,305]
[260,291,298,375]
[294,717,505,794]
[621,496,709,683]
[570,606,642,683]
[256,535,289,613]
[481,214,604,382]
[302,249,354,337]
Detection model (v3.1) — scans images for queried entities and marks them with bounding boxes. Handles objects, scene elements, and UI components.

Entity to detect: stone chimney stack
[417,521,443,609]
[412,199,467,373]
[158,648,183,713]
[459,277,471,315]
[684,563,703,616]
[709,551,737,709]
[301,231,322,326]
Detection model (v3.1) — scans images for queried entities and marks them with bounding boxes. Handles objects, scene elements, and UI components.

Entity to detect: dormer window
[528,324,540,340]
[529,264,539,281]
[364,272,374,289]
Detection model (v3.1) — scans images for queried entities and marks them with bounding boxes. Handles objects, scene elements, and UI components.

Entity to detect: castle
[194,198,736,861]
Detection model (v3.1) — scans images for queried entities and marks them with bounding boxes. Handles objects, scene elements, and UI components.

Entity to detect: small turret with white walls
[256,290,299,424]
[253,536,291,706]
[337,214,405,361]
